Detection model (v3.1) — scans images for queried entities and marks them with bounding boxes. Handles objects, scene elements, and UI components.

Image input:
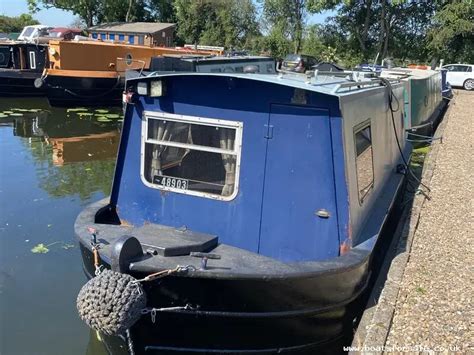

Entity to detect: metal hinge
[264,124,274,139]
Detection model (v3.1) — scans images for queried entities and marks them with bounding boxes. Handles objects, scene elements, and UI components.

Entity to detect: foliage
[31,243,49,253]
[25,0,473,65]
[427,1,474,64]
[174,0,259,48]
[0,14,39,33]
[27,0,173,27]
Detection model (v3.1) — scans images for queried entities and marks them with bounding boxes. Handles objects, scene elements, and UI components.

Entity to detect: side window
[118,34,125,41]
[138,35,144,45]
[354,124,374,203]
[100,33,106,40]
[142,112,243,200]
[129,35,135,44]
[467,66,472,73]
[29,51,36,69]
[109,34,115,41]
[91,33,98,39]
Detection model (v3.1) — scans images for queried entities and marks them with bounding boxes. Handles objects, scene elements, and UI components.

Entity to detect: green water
[0,97,123,355]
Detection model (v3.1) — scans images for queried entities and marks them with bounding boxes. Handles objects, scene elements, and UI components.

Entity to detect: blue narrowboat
[75,71,411,353]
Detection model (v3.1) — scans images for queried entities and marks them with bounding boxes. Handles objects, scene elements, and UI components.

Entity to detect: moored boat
[0,25,83,97]
[74,70,415,353]
[381,68,445,139]
[38,23,223,107]
[0,39,48,96]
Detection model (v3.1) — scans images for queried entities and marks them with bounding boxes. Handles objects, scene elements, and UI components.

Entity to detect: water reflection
[0,97,121,355]
[1,99,121,201]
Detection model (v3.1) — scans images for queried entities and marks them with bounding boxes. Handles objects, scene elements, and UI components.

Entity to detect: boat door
[258,104,339,262]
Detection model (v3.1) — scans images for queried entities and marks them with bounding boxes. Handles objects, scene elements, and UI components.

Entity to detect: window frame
[140,110,244,201]
[29,51,36,69]
[353,120,375,205]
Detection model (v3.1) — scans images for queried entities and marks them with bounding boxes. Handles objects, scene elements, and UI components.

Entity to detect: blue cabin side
[113,74,349,263]
[111,73,409,264]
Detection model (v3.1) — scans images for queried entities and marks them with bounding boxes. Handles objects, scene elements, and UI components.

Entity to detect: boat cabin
[98,72,411,263]
[0,41,47,71]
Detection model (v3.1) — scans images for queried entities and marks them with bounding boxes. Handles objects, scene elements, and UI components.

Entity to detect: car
[281,54,318,73]
[441,64,474,90]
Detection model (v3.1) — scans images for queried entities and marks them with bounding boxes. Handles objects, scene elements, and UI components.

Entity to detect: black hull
[0,69,44,97]
[44,75,124,107]
[76,201,375,354]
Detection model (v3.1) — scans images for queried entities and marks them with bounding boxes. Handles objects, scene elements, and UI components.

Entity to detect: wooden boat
[75,71,413,353]
[38,40,222,107]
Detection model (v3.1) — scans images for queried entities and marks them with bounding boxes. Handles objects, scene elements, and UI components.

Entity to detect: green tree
[0,14,39,33]
[261,0,308,54]
[27,0,170,27]
[174,0,259,48]
[427,0,474,63]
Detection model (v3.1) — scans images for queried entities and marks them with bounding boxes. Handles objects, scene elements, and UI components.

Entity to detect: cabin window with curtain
[100,33,106,40]
[118,34,125,41]
[109,34,115,41]
[354,124,374,203]
[129,35,135,44]
[142,112,243,201]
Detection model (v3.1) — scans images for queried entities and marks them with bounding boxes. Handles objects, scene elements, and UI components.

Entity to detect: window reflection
[355,125,374,203]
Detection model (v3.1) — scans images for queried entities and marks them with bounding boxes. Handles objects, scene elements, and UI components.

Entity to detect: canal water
[0,97,122,355]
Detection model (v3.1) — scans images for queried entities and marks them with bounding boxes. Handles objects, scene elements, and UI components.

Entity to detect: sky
[1,0,334,27]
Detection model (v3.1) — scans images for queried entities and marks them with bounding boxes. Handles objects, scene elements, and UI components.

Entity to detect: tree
[173,0,259,48]
[261,0,308,54]
[27,0,166,27]
[427,0,474,63]
[0,14,39,33]
[28,0,102,27]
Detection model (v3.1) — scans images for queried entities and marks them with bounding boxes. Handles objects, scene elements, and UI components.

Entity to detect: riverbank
[351,90,473,353]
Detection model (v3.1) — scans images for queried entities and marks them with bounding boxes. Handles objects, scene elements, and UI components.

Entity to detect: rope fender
[76,269,147,336]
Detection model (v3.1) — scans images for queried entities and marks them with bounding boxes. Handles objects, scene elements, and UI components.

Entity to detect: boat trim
[140,111,244,201]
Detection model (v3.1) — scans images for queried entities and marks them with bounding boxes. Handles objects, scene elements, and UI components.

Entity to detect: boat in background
[75,70,414,353]
[0,26,83,97]
[381,68,445,140]
[126,54,276,80]
[37,40,223,107]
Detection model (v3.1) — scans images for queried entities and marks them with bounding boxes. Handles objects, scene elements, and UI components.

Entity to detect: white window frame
[29,51,36,69]
[140,111,243,201]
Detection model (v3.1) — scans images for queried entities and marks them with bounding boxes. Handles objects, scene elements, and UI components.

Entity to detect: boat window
[129,35,135,44]
[91,33,98,39]
[142,112,243,201]
[354,124,374,203]
[100,33,106,40]
[138,35,144,45]
[118,34,125,41]
[109,34,115,41]
[29,51,36,69]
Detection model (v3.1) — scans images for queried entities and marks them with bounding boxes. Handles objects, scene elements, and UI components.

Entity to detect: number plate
[153,175,189,190]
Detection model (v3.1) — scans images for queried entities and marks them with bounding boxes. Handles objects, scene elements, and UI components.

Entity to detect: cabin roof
[88,22,175,34]
[130,72,397,97]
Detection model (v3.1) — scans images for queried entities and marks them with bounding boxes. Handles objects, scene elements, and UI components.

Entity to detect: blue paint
[115,75,349,262]
[330,117,351,250]
[258,104,339,261]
